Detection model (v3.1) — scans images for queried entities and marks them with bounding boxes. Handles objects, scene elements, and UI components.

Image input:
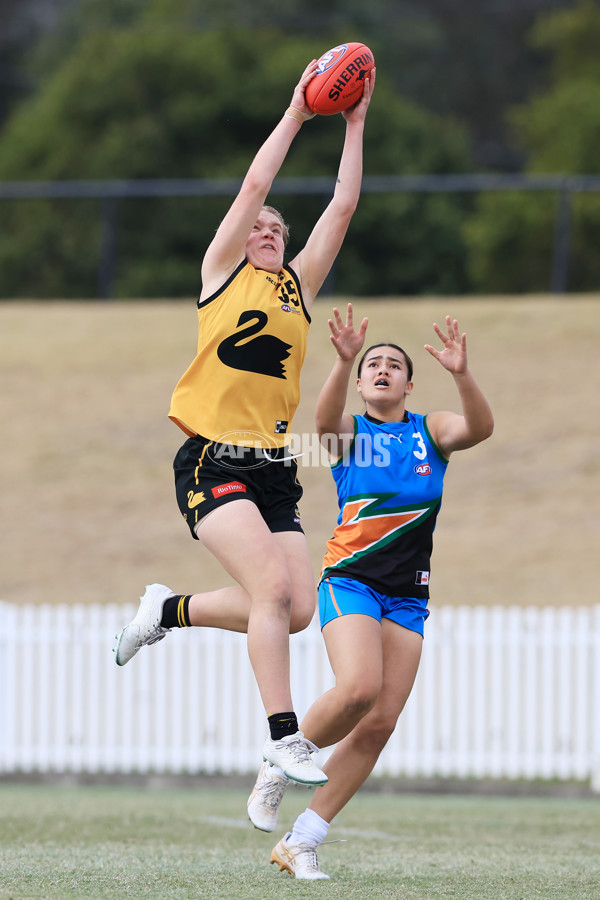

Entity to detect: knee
[352,712,397,756]
[272,584,293,618]
[254,571,293,618]
[339,681,380,721]
[289,596,316,633]
[289,611,313,633]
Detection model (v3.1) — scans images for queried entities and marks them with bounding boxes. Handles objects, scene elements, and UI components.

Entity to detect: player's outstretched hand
[289,59,319,118]
[424,315,468,376]
[329,303,369,362]
[342,67,376,124]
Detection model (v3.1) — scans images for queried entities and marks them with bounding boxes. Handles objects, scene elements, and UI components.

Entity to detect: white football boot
[262,732,327,786]
[113,583,175,666]
[247,761,290,832]
[270,833,330,880]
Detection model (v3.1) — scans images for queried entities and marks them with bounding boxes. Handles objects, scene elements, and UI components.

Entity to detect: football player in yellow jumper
[114,58,376,789]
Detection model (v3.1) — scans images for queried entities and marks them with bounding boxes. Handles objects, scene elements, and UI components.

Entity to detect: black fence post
[551,186,572,295]
[98,196,118,299]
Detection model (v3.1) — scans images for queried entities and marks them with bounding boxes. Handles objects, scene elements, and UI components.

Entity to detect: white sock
[268,763,286,780]
[289,807,330,848]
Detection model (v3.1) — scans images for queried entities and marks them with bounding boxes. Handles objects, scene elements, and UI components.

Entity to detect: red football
[305,42,375,116]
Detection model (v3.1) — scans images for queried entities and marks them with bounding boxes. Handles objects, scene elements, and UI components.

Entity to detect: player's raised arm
[316,304,369,456]
[290,69,376,308]
[200,59,318,297]
[425,316,494,456]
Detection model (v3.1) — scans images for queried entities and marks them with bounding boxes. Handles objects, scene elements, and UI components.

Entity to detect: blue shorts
[318,576,430,636]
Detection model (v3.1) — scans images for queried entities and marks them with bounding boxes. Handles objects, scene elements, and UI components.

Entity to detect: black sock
[160,595,192,628]
[268,711,299,741]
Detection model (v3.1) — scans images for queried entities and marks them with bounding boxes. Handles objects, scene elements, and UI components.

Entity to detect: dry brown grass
[2,295,599,608]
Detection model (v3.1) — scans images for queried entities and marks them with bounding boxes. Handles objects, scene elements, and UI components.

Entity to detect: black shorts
[173,434,304,539]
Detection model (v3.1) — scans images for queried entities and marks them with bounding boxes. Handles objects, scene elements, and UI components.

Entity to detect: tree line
[0,0,599,298]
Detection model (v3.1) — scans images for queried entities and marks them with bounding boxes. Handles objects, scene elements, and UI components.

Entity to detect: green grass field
[1,783,599,899]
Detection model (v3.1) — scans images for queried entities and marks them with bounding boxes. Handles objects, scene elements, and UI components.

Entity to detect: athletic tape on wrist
[284,106,315,124]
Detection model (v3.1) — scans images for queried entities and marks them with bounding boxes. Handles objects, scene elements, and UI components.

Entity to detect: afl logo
[281,304,291,312]
[414,463,431,476]
[316,44,348,74]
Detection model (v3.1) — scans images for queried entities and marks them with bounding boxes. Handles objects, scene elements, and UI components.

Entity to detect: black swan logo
[217,309,291,379]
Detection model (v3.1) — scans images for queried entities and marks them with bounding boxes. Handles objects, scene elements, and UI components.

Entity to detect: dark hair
[357,343,414,382]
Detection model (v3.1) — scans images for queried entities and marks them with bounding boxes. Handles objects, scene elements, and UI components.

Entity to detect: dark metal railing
[3,173,599,297]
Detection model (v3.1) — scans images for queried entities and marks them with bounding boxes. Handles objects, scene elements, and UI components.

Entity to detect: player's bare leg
[263,619,421,852]
[194,500,295,713]
[195,500,326,785]
[187,530,315,634]
[309,620,422,822]
[299,613,386,749]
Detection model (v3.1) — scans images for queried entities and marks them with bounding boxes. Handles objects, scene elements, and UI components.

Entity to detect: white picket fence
[1,602,600,789]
